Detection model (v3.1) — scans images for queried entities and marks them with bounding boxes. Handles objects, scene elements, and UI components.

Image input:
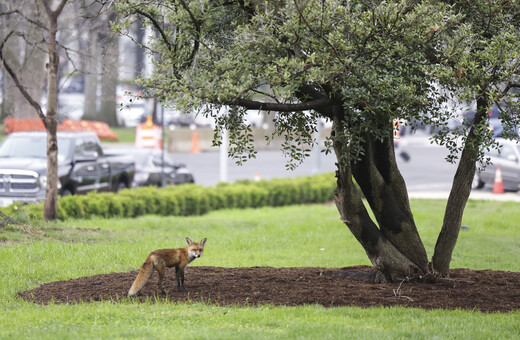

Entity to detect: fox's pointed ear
[200,238,207,246]
[186,237,193,245]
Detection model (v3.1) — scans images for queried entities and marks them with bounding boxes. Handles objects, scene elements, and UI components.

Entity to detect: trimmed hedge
[1,173,336,221]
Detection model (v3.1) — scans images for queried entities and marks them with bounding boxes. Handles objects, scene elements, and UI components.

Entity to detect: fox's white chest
[188,250,202,264]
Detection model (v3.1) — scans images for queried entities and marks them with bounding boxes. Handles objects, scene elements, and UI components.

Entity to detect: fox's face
[186,237,207,261]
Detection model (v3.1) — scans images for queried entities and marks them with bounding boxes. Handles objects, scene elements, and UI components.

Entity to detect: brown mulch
[18,266,520,313]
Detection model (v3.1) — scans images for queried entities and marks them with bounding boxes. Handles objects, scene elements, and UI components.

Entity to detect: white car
[473,138,520,191]
[117,102,147,127]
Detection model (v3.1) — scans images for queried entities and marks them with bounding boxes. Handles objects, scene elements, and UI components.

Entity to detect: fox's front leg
[175,267,185,291]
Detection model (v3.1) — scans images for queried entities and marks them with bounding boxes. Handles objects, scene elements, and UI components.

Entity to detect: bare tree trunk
[83,29,99,120]
[1,0,67,221]
[99,32,119,126]
[90,9,119,126]
[332,110,428,282]
[81,0,101,121]
[40,0,66,221]
[134,20,145,79]
[432,95,489,276]
[351,131,429,273]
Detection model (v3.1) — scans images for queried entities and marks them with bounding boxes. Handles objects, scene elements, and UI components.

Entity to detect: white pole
[312,118,322,174]
[219,128,228,183]
[160,103,166,187]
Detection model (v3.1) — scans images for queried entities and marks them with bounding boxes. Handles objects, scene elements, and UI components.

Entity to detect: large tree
[113,0,520,281]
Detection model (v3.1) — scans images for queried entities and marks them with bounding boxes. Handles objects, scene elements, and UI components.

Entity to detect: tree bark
[332,111,427,282]
[351,130,429,273]
[41,2,60,221]
[432,95,489,276]
[40,0,66,221]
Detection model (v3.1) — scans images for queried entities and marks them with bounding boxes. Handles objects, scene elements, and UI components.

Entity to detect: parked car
[108,148,195,187]
[0,131,135,207]
[117,102,148,127]
[472,138,520,191]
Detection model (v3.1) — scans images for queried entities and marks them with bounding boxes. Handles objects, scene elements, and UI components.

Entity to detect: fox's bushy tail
[128,258,154,296]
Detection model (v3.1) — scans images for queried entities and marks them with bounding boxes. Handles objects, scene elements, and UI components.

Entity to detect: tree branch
[0,9,48,31]
[0,31,46,122]
[295,84,334,119]
[233,97,332,113]
[41,0,67,20]
[502,82,520,97]
[134,9,173,52]
[177,0,201,67]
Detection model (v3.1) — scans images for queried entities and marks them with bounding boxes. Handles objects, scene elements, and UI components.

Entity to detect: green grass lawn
[0,200,519,339]
[108,127,136,144]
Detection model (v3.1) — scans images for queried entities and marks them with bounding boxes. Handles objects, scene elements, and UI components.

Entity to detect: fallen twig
[393,279,414,302]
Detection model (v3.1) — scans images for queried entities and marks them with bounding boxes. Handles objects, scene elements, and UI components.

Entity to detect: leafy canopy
[113,0,519,165]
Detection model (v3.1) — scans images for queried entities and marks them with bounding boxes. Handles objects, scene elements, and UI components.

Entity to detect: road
[105,131,520,201]
[163,132,456,189]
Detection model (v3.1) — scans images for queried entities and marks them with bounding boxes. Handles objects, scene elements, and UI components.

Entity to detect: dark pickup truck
[0,131,135,207]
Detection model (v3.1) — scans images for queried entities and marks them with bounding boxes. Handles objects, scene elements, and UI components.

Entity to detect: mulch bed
[18,266,520,313]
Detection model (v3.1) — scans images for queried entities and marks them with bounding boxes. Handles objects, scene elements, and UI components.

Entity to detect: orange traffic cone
[492,166,504,194]
[191,130,201,154]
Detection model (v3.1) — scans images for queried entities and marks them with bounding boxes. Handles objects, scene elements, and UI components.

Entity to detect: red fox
[128,237,207,296]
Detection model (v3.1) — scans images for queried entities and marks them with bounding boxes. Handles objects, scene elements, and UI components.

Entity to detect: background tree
[0,0,46,120]
[0,0,67,220]
[98,7,119,126]
[79,0,102,120]
[0,0,124,219]
[114,0,520,282]
[81,3,120,125]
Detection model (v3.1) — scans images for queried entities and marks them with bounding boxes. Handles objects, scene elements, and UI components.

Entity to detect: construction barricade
[135,116,162,149]
[3,117,119,141]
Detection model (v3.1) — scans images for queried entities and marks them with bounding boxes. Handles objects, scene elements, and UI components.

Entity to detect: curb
[409,191,520,202]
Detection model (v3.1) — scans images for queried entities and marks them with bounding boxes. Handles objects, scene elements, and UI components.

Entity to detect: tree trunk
[0,0,65,221]
[99,38,119,126]
[42,6,60,221]
[98,10,119,126]
[83,29,99,120]
[134,20,146,79]
[431,95,489,276]
[81,0,100,121]
[40,0,67,221]
[332,111,428,282]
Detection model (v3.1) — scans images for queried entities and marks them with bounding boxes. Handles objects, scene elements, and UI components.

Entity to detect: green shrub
[156,190,180,216]
[3,202,44,223]
[1,173,336,221]
[58,195,84,219]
